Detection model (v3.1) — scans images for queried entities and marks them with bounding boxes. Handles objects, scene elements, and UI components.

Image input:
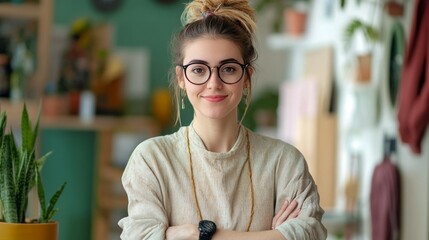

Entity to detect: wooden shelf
[99,195,128,210]
[0,0,52,99]
[0,3,40,19]
[92,116,160,240]
[100,166,124,182]
[0,99,160,135]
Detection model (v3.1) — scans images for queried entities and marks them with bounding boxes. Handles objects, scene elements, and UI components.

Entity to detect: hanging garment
[370,157,400,240]
[397,0,429,154]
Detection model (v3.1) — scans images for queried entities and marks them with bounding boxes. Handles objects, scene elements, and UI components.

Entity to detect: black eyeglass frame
[180,62,250,85]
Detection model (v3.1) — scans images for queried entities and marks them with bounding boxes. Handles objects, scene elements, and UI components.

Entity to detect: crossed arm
[165,200,300,240]
[119,142,326,240]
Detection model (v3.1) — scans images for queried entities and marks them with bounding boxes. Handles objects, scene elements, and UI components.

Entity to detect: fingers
[272,199,300,229]
[272,199,290,228]
[289,205,301,219]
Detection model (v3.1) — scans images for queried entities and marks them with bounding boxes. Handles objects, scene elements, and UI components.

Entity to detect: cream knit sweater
[118,125,327,239]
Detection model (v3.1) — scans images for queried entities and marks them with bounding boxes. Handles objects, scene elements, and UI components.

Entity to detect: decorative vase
[152,88,172,127]
[152,89,173,127]
[0,222,58,240]
[68,90,81,115]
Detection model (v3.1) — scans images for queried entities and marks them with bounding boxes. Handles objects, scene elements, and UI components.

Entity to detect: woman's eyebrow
[219,58,241,64]
[185,58,242,65]
[187,59,208,64]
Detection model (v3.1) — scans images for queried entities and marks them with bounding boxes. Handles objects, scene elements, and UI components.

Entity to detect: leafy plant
[339,0,363,9]
[343,18,379,51]
[338,0,380,52]
[240,89,279,130]
[0,104,66,223]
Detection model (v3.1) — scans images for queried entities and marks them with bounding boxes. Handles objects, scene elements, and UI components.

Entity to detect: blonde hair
[171,0,257,125]
[181,0,256,37]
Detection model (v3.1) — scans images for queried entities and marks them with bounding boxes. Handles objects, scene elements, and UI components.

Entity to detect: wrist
[198,220,217,240]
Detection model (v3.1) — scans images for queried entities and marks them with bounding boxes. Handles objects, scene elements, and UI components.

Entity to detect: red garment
[370,157,400,240]
[397,0,429,154]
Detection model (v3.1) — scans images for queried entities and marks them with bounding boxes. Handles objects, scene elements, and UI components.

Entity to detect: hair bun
[181,0,256,36]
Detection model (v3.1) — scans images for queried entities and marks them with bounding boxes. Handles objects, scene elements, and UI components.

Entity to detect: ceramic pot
[356,54,372,83]
[384,1,403,17]
[152,88,172,127]
[0,221,58,240]
[283,8,308,36]
[43,94,69,117]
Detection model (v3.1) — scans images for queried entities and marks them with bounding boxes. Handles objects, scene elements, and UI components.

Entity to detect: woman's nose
[206,67,223,88]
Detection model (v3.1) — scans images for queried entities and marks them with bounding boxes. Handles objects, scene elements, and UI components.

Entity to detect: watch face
[91,0,123,12]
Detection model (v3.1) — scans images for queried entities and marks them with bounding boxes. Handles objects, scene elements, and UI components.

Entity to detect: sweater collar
[186,123,247,160]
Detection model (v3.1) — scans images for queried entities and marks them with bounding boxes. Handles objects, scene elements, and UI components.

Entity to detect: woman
[118,0,327,239]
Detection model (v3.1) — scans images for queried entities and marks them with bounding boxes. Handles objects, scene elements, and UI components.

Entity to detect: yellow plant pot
[0,222,58,240]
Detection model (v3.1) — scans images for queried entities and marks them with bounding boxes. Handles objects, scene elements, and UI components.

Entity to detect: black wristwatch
[198,220,217,240]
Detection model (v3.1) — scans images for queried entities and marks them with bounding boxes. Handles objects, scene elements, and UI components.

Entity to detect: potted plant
[343,18,379,82]
[340,0,379,83]
[0,103,67,240]
[254,0,311,35]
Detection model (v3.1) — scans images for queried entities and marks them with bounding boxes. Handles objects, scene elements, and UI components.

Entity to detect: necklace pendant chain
[186,127,255,232]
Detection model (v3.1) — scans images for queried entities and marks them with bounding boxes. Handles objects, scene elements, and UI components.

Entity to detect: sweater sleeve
[118,143,168,240]
[274,148,327,240]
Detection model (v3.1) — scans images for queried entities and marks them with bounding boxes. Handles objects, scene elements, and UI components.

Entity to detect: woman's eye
[222,65,237,74]
[191,67,205,74]
[224,67,236,73]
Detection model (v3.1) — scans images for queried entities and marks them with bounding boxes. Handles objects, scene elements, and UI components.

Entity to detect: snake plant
[0,103,66,223]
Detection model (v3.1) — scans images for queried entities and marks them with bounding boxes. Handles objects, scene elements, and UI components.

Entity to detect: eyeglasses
[181,62,249,85]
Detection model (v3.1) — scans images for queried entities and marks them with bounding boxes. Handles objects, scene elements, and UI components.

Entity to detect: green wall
[53,0,184,91]
[53,0,194,126]
[40,129,97,240]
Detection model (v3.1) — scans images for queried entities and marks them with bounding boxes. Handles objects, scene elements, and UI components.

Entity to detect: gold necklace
[186,127,254,231]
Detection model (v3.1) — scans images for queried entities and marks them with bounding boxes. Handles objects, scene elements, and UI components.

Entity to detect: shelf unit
[268,34,337,210]
[0,0,53,99]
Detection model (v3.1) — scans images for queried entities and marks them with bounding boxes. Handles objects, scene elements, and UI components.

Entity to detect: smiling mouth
[203,95,227,102]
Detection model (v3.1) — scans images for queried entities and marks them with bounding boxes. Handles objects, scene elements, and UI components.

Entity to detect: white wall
[252,6,290,97]
[254,0,429,239]
[377,2,429,239]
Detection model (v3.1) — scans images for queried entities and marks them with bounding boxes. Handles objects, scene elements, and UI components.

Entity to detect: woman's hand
[272,199,301,229]
[166,224,199,240]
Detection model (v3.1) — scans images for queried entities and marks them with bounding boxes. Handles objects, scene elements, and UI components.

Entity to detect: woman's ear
[176,66,185,89]
[247,66,254,77]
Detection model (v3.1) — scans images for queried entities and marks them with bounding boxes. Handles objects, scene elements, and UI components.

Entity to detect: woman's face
[177,37,251,122]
